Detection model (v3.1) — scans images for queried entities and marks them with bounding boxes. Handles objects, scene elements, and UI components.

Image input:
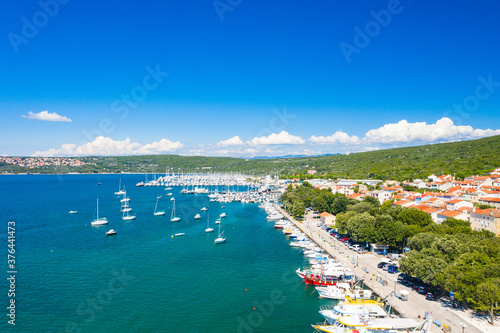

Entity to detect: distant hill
[3,135,500,180]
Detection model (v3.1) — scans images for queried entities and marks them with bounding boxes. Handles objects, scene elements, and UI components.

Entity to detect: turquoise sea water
[0,174,335,332]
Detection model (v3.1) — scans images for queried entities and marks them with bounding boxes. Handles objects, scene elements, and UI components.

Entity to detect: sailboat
[114,179,125,195]
[170,198,181,222]
[154,196,165,216]
[91,199,108,226]
[194,213,201,219]
[205,213,214,233]
[214,223,226,244]
[122,210,136,220]
[120,201,132,213]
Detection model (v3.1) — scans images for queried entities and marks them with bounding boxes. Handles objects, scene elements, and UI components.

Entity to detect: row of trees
[400,232,500,323]
[280,184,500,321]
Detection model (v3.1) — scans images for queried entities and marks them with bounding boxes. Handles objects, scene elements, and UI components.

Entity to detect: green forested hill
[3,135,500,180]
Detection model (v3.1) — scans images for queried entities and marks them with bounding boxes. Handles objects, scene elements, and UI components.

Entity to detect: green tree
[475,279,500,325]
[330,196,350,215]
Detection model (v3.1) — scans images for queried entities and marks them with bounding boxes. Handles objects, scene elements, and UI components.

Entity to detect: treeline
[280,184,500,319]
[399,232,500,321]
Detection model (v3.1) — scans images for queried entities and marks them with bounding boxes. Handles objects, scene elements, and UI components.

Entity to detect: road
[274,204,485,333]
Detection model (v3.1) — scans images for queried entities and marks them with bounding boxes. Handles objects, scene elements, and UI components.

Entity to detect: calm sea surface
[0,174,335,332]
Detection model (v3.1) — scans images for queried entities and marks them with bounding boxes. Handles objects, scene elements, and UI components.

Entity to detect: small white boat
[201,207,208,211]
[215,219,221,224]
[220,213,226,218]
[214,224,226,244]
[170,198,181,222]
[175,233,185,236]
[122,211,136,220]
[154,197,165,216]
[165,187,173,190]
[166,193,173,196]
[170,197,175,201]
[205,213,214,233]
[106,229,117,236]
[69,210,78,214]
[194,214,201,219]
[91,199,108,226]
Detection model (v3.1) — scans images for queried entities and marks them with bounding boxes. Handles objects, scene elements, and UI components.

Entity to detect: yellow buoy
[171,235,174,238]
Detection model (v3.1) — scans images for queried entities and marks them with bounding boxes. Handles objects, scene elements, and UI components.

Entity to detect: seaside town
[279,168,500,236]
[0,156,95,169]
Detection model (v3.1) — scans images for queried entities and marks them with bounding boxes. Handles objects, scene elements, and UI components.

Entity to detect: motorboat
[106,229,117,236]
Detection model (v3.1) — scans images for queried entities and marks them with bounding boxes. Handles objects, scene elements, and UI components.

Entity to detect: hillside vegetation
[3,135,500,180]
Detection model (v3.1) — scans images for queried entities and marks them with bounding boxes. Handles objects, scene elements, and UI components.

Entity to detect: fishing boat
[91,199,108,226]
[274,220,286,229]
[312,314,428,333]
[170,198,181,222]
[106,229,117,236]
[194,214,201,219]
[214,223,226,244]
[69,210,78,214]
[205,213,214,233]
[154,196,165,216]
[318,298,387,324]
[316,283,373,300]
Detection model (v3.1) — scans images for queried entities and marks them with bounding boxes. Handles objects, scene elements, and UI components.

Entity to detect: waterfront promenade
[275,204,488,333]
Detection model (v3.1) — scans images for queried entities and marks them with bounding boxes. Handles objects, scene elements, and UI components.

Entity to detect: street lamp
[460,322,466,333]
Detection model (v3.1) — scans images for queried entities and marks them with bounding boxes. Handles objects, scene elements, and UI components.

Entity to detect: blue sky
[1,0,500,157]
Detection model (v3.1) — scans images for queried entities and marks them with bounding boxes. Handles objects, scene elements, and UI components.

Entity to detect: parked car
[425,292,435,301]
[382,263,391,271]
[417,286,427,295]
[377,262,385,269]
[388,265,399,274]
[397,273,407,282]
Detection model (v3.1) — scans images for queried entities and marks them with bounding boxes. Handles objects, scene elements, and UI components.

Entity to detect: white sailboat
[194,213,201,219]
[170,198,181,222]
[220,212,226,218]
[214,223,226,244]
[114,179,125,195]
[154,196,165,216]
[91,199,108,226]
[122,210,136,220]
[205,213,214,233]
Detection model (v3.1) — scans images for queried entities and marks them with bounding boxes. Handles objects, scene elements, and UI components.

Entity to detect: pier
[275,204,485,333]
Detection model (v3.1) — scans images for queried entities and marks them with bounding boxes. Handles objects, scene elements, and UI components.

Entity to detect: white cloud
[248,131,305,145]
[309,131,361,145]
[217,136,244,147]
[32,136,183,157]
[364,117,500,144]
[21,111,72,122]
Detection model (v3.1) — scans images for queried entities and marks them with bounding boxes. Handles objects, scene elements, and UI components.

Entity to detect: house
[319,212,335,225]
[348,193,364,201]
[392,200,415,208]
[370,190,392,204]
[445,199,473,211]
[479,197,500,209]
[436,210,469,224]
[307,169,317,175]
[470,209,500,236]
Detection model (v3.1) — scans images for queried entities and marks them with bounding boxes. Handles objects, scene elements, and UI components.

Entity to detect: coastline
[274,204,491,333]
